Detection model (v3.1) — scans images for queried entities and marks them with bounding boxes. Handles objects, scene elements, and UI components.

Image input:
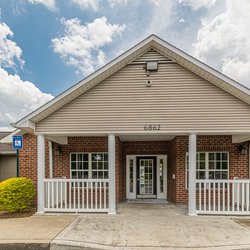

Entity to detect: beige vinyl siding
[36,50,250,134]
[0,155,16,181]
[132,48,171,63]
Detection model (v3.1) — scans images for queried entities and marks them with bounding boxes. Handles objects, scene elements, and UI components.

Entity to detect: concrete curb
[0,243,50,250]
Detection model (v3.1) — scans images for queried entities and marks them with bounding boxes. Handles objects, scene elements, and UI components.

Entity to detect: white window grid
[70,152,109,180]
[186,152,229,189]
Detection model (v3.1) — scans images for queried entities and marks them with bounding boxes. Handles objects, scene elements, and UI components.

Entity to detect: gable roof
[13,34,250,131]
[0,132,16,154]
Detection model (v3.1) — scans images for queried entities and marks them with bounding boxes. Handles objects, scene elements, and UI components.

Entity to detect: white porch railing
[196,179,250,215]
[44,179,109,213]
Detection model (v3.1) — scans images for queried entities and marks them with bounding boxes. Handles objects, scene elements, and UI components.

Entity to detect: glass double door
[137,157,157,198]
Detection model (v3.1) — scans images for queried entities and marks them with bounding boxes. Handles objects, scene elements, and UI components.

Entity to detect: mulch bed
[0,208,36,219]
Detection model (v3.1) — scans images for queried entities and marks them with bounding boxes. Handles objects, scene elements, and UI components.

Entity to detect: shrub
[0,177,35,213]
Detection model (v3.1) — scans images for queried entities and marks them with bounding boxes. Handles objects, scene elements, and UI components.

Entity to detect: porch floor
[51,202,250,249]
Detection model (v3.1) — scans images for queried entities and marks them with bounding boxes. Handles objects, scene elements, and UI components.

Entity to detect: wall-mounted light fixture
[239,144,248,155]
[55,145,62,156]
[145,61,158,76]
[146,61,158,71]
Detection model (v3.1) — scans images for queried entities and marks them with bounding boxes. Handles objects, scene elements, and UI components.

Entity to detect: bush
[0,177,35,213]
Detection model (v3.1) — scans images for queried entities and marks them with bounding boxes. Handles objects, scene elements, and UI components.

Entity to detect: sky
[0,0,250,131]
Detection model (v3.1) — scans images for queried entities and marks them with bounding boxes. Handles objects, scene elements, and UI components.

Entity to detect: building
[0,132,16,181]
[2,35,250,215]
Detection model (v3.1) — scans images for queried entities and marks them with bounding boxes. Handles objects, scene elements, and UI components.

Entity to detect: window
[186,152,229,188]
[70,153,108,179]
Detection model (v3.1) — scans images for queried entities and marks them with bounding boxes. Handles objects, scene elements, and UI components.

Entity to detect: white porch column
[108,134,116,215]
[188,133,197,216]
[37,134,45,214]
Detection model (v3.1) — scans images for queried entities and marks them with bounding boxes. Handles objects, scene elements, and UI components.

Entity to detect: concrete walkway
[51,203,250,250]
[1,204,250,249]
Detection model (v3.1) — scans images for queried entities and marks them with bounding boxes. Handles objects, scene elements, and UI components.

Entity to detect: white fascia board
[232,134,250,143]
[0,151,16,155]
[0,129,23,144]
[13,36,155,128]
[152,36,250,96]
[17,120,35,130]
[45,135,68,145]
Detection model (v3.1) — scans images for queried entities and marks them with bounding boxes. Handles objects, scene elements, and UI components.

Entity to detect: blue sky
[0,0,250,130]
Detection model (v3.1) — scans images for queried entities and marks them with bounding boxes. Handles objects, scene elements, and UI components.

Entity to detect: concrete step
[126,199,168,204]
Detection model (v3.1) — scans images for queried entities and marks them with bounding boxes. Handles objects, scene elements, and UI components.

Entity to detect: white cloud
[147,0,176,36]
[71,0,100,11]
[0,68,53,130]
[51,17,126,75]
[193,0,250,86]
[179,0,218,10]
[108,0,128,7]
[0,23,24,69]
[0,22,53,130]
[26,0,57,11]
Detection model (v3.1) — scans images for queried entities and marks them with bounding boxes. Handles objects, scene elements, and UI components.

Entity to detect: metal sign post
[12,136,23,177]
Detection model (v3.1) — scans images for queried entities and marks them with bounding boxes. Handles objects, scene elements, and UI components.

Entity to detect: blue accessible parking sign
[12,135,23,150]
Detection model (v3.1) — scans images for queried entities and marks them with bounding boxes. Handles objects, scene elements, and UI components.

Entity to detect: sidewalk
[0,214,76,249]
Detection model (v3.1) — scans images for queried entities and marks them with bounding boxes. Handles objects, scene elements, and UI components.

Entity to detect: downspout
[48,141,53,178]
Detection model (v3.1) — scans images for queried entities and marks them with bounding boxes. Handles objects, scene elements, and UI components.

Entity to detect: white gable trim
[13,35,250,131]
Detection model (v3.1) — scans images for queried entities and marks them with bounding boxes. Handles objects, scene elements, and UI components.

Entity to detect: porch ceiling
[119,135,175,141]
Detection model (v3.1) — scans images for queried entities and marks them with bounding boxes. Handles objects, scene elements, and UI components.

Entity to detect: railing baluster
[69,180,72,209]
[237,181,240,212]
[87,181,89,210]
[227,182,230,212]
[204,181,206,212]
[56,181,58,209]
[82,180,84,209]
[242,182,245,212]
[218,181,220,212]
[52,182,54,209]
[91,181,93,209]
[247,182,249,212]
[60,181,62,209]
[232,182,235,212]
[99,182,102,209]
[222,182,225,212]
[104,181,106,209]
[208,182,211,212]
[47,181,50,209]
[199,181,201,211]
[73,181,76,209]
[95,181,97,209]
[77,181,80,209]
[64,181,67,209]
[213,182,216,211]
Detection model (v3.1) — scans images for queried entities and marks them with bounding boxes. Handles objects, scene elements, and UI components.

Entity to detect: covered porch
[34,132,250,216]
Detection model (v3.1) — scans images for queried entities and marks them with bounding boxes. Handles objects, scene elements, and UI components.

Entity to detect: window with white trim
[186,152,229,188]
[70,153,108,179]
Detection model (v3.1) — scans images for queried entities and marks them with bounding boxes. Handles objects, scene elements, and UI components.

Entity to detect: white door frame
[126,155,167,199]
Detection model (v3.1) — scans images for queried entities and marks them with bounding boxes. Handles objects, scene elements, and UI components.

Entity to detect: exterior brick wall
[19,134,249,207]
[174,135,249,203]
[167,138,177,203]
